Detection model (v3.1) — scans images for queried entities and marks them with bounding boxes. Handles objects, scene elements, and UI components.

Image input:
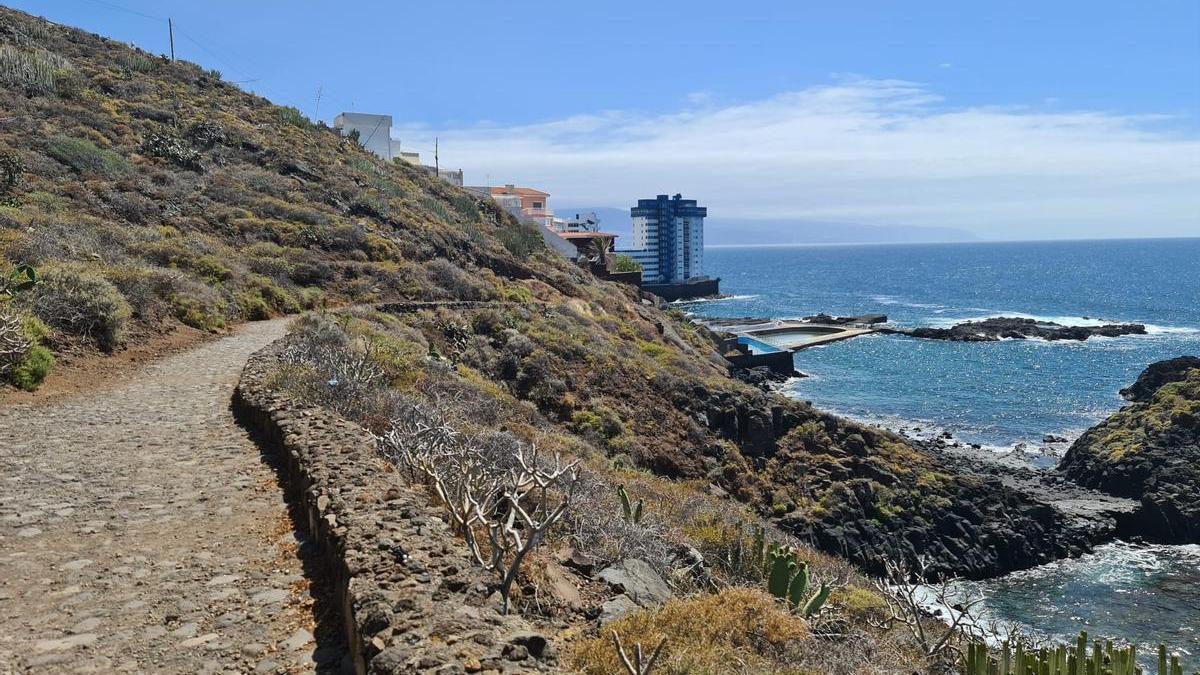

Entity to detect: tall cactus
[964,631,1198,675]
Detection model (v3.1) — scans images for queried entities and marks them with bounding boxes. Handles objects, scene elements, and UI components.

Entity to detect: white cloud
[393,78,1200,239]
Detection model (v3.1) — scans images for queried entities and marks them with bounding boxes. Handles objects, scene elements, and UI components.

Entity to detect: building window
[533,201,543,209]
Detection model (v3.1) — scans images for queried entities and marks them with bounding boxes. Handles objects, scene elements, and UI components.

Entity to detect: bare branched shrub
[867,555,996,662]
[279,314,387,420]
[375,398,580,614]
[0,310,31,376]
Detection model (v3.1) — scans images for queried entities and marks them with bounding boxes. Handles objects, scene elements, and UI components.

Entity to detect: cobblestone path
[0,319,343,674]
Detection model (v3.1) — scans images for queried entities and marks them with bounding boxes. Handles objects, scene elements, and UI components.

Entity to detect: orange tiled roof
[490,186,549,197]
[557,231,618,239]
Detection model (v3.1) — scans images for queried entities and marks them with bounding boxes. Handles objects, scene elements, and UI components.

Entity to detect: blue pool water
[690,238,1200,661]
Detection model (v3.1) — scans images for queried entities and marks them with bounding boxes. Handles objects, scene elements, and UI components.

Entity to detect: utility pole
[434,137,439,176]
[168,18,175,61]
[314,85,323,120]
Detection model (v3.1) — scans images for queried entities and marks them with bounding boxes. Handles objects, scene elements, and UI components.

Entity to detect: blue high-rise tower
[625,194,707,284]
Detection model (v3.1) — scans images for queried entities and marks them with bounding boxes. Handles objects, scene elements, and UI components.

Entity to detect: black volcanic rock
[1058,358,1200,542]
[802,313,888,325]
[1119,356,1200,402]
[885,317,1146,342]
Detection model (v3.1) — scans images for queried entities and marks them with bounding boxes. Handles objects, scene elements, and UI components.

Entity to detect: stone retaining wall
[233,342,558,674]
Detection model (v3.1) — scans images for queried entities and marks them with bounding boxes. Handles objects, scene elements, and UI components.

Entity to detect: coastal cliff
[1059,357,1200,542]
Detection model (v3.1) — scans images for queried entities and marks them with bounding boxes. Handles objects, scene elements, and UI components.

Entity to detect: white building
[332,112,396,160]
[555,212,601,233]
[333,112,463,186]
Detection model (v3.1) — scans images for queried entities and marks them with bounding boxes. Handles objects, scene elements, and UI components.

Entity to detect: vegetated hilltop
[0,6,544,385]
[1060,357,1200,542]
[0,7,1132,671]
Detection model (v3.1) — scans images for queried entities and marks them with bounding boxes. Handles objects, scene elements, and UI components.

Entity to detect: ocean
[691,238,1200,662]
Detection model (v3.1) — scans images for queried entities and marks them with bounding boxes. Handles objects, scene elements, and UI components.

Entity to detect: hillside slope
[0,7,1125,672]
[0,7,548,362]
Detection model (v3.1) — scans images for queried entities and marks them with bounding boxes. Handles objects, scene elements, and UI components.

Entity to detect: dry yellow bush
[569,588,811,675]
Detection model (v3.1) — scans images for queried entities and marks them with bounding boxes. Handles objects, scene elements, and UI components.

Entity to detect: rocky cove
[697,306,1195,581]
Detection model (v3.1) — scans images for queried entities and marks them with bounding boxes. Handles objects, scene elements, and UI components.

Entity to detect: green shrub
[498,220,544,258]
[276,106,310,128]
[10,344,52,391]
[190,255,233,283]
[170,294,226,332]
[234,276,300,321]
[20,313,51,344]
[24,267,131,352]
[450,193,479,221]
[613,254,642,273]
[46,136,132,177]
[572,406,624,439]
[421,196,451,222]
[237,294,271,320]
[0,151,23,205]
[141,131,203,171]
[51,68,85,98]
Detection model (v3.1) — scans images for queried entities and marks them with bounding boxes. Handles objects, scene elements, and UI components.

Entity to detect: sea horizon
[704,234,1200,249]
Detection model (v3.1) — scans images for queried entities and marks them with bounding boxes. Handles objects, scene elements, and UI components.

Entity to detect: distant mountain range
[556,206,979,246]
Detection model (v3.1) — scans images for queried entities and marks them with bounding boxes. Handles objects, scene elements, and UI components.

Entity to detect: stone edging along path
[233,340,558,675]
[0,319,328,674]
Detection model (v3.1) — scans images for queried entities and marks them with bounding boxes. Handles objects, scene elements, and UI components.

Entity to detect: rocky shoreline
[882,316,1147,342]
[1058,357,1200,543]
[756,347,1199,580]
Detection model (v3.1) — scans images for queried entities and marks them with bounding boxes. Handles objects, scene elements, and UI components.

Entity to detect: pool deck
[759,325,877,350]
[705,318,880,351]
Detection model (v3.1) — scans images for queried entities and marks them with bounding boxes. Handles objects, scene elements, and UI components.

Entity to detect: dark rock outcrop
[733,364,802,389]
[885,317,1146,342]
[1119,356,1200,402]
[660,377,1115,580]
[1058,358,1200,542]
[802,313,888,325]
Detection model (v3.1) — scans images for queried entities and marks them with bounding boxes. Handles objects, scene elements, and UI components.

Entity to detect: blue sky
[13,0,1200,240]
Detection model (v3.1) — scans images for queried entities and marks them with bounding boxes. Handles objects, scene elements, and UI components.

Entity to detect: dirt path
[0,319,344,674]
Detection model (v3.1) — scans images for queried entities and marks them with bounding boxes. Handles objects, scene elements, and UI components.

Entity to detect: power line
[74,0,165,21]
[173,26,254,82]
[68,0,258,83]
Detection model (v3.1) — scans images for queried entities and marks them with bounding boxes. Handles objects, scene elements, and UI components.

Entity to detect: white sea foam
[671,294,759,305]
[1144,324,1200,335]
[868,294,946,310]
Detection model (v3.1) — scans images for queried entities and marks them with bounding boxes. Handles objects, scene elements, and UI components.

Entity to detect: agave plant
[1,265,37,298]
[617,484,644,525]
